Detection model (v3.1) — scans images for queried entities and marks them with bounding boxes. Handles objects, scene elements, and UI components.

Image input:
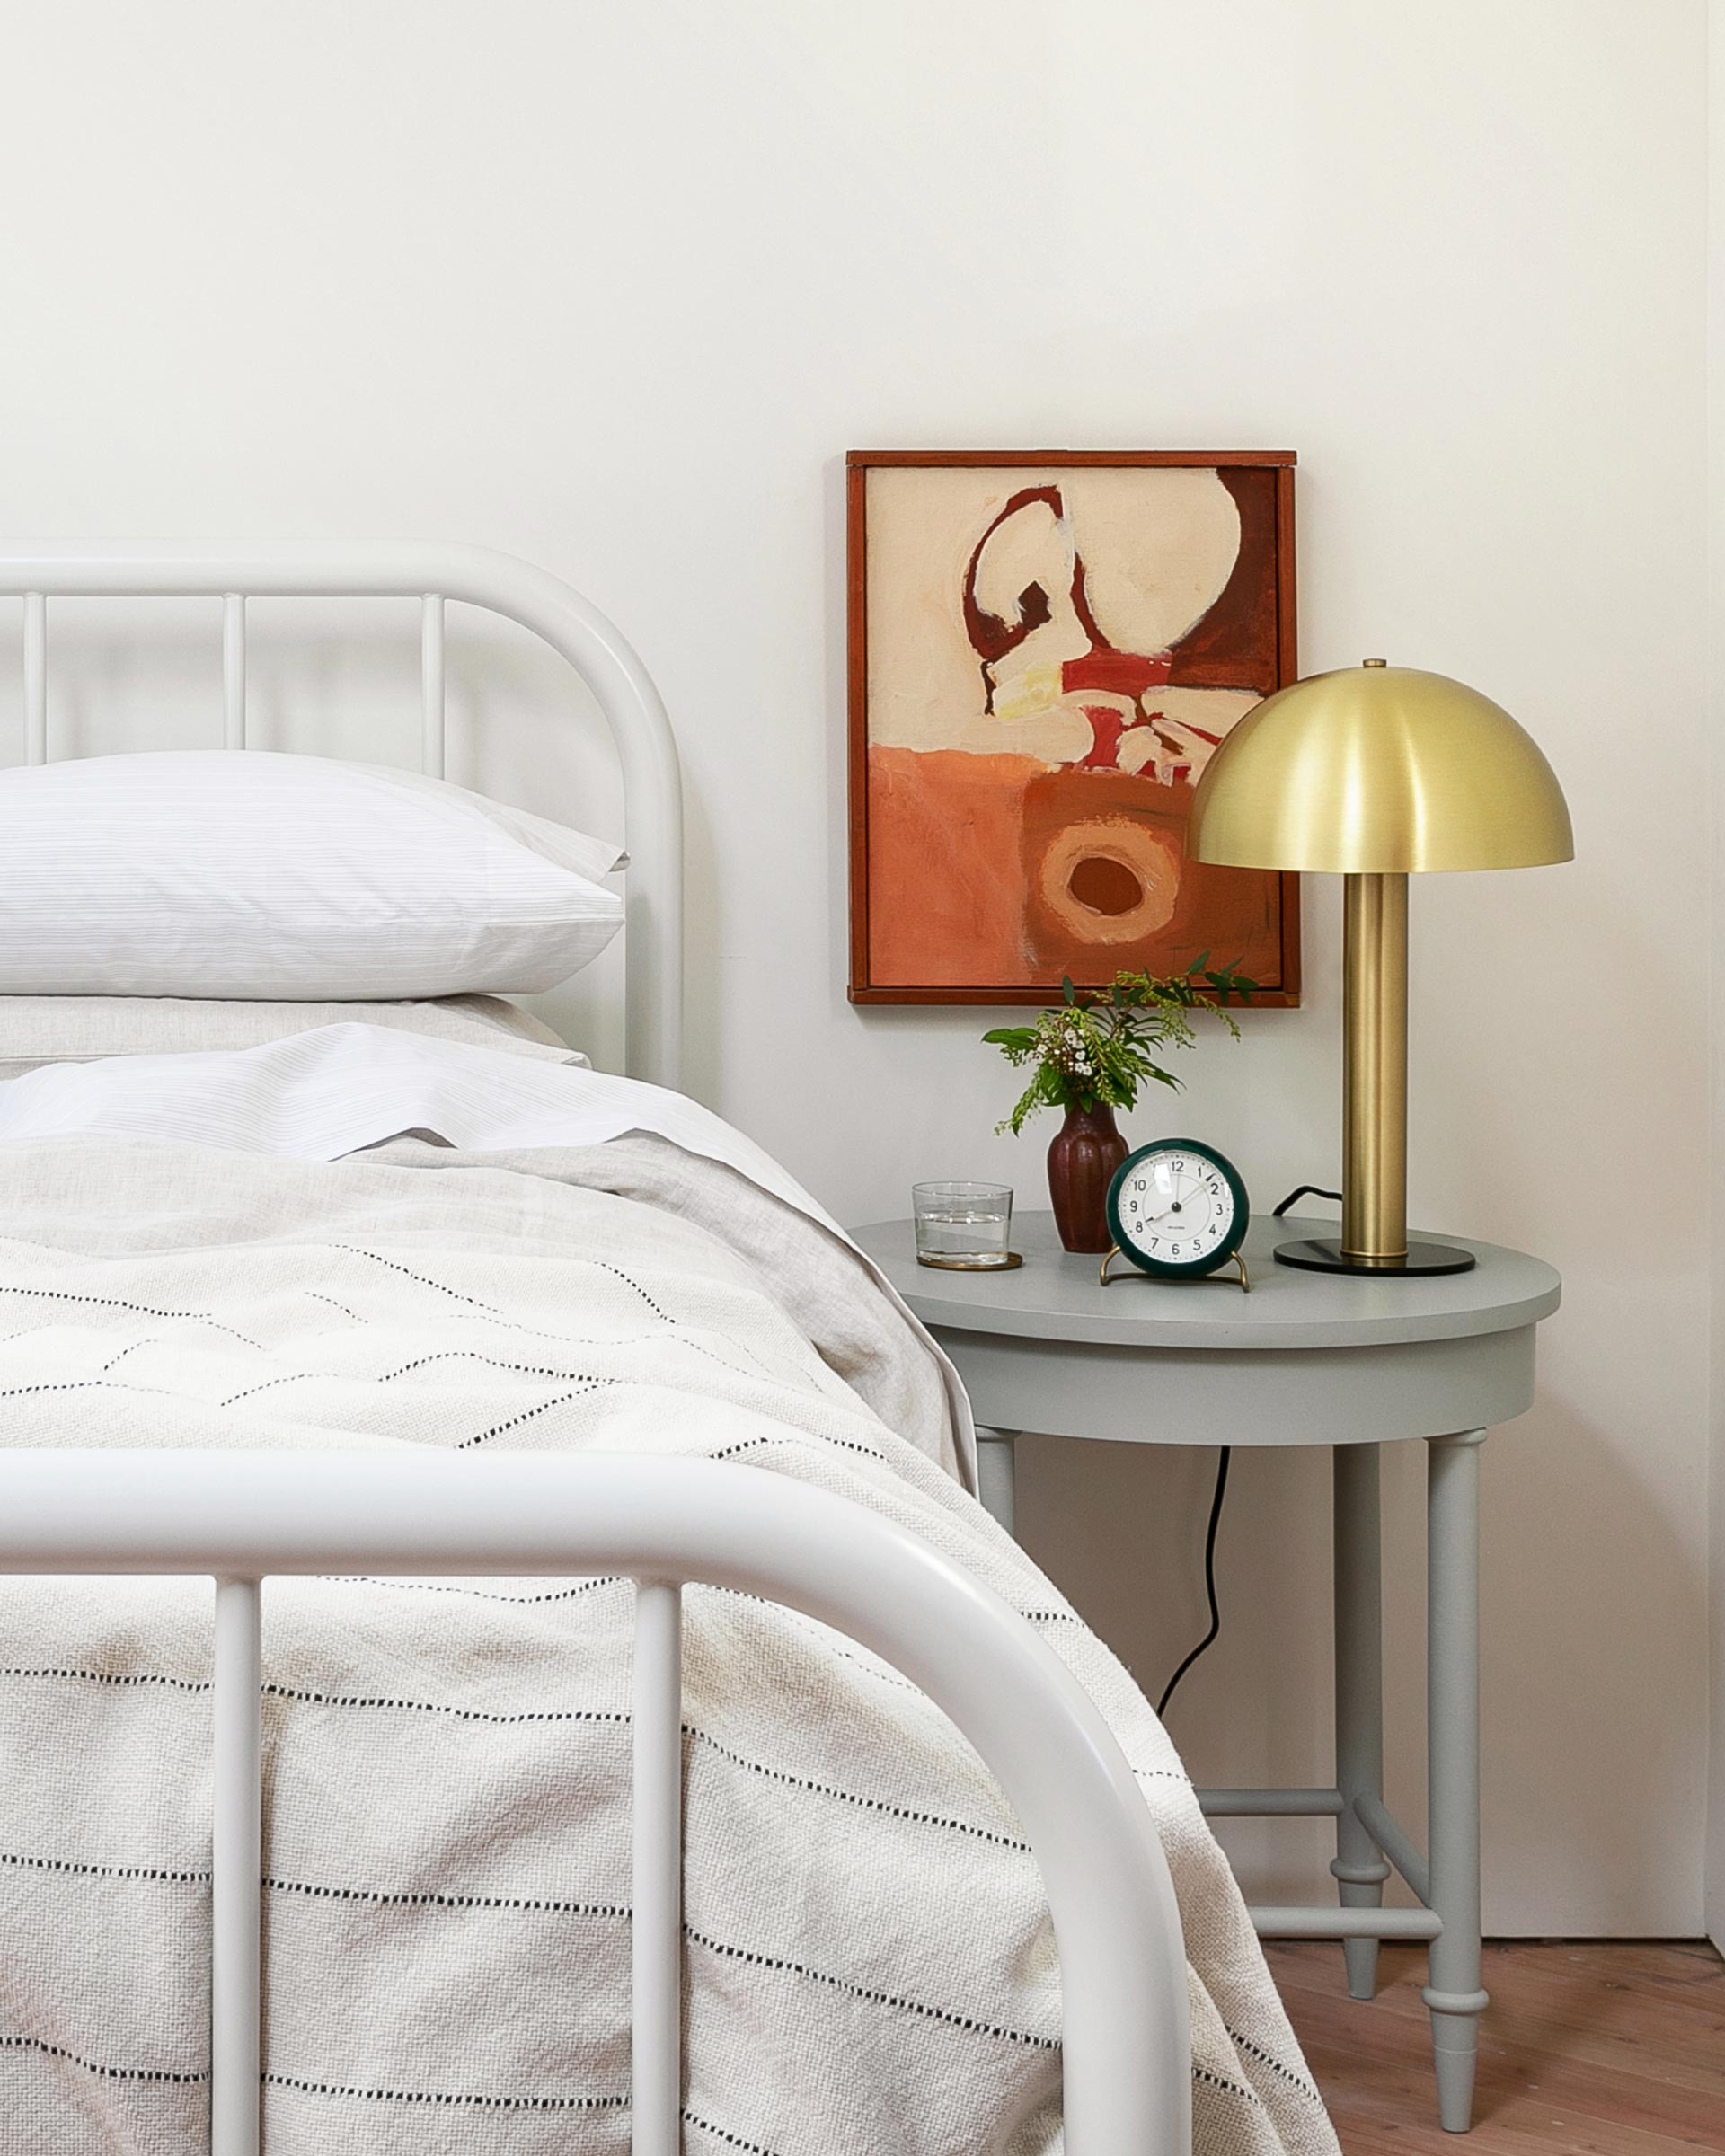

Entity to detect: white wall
[1709,0,1725,1958]
[0,0,1710,1934]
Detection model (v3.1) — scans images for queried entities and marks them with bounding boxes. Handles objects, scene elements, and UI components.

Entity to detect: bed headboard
[0,541,684,1089]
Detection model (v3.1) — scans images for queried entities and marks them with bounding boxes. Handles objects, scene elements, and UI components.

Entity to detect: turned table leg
[974,1427,1019,1538]
[1425,1430,1489,2133]
[1331,1443,1390,2000]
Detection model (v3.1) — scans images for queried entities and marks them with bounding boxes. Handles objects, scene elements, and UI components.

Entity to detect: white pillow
[0,752,624,998]
[0,993,585,1081]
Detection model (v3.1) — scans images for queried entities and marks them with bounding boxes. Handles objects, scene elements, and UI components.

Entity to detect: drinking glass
[913,1181,1014,1269]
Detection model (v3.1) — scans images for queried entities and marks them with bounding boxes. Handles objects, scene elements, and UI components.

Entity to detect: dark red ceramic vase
[1047,1101,1128,1254]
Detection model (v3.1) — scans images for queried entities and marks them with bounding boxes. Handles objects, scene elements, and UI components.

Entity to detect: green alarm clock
[1102,1140,1251,1286]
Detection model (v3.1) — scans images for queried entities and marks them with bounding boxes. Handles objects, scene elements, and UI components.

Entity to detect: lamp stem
[1342,872,1409,1265]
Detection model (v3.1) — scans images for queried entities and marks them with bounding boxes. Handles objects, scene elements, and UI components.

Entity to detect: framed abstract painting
[846,449,1300,1005]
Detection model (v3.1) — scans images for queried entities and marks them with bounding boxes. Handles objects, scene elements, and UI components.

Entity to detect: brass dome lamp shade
[1188,661,1573,1276]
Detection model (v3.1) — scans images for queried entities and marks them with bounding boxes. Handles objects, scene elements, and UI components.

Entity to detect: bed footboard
[0,1449,1190,2154]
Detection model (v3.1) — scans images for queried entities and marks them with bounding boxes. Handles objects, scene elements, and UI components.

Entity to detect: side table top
[852,1212,1561,1352]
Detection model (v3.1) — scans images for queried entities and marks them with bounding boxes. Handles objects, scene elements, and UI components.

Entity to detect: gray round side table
[853,1208,1561,2135]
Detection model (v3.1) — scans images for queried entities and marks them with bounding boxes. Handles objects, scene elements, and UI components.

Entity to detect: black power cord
[1154,1183,1343,1719]
[1156,1445,1232,1718]
[1272,1184,1342,1218]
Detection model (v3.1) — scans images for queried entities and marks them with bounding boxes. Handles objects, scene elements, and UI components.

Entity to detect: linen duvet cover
[0,1029,1337,2156]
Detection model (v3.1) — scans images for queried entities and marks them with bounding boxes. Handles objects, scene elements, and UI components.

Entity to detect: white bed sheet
[0,1023,820,1220]
[0,1022,978,1477]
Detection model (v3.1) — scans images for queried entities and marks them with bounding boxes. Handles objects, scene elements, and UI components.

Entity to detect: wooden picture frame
[847,449,1300,1006]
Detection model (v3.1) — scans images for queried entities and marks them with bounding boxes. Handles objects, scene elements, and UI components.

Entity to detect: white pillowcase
[0,752,624,999]
[0,993,584,1081]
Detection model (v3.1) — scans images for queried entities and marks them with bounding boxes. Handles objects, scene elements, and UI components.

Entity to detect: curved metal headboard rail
[0,541,684,1089]
[0,1447,1191,2153]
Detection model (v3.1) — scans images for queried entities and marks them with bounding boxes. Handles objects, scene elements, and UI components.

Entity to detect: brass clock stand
[1097,1247,1252,1293]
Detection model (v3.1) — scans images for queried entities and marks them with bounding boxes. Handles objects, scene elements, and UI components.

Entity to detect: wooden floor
[1267,1940,1725,2153]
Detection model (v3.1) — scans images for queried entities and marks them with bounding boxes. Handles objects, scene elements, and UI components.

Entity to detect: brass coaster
[916,1250,1023,1272]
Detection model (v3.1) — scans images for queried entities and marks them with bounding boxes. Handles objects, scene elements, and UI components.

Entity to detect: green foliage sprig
[985,961,1254,1137]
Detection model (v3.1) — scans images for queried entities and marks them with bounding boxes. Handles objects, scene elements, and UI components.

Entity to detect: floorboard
[1265,1940,1725,2153]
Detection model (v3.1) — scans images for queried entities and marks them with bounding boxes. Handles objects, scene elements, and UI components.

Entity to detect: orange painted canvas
[847,451,1300,1005]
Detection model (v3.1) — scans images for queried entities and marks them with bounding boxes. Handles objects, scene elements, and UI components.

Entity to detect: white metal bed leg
[222,595,247,748]
[211,1577,262,2156]
[22,592,46,764]
[420,593,446,778]
[632,1581,683,2154]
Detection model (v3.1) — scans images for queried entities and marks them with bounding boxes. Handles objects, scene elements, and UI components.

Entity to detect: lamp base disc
[1274,1237,1476,1278]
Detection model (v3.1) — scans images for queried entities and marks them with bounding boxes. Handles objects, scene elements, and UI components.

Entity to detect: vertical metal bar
[632,1581,683,2155]
[22,593,46,764]
[222,595,246,749]
[1331,1443,1390,2000]
[1341,870,1410,1264]
[420,593,445,778]
[211,1577,262,2156]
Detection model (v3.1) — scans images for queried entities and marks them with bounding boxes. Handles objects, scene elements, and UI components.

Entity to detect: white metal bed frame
[0,541,684,1090]
[0,542,1193,2153]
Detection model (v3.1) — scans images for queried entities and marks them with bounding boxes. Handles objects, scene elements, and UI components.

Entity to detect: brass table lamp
[1188,660,1572,1276]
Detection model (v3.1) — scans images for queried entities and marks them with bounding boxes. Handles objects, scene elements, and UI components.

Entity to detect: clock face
[1107,1143,1247,1275]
